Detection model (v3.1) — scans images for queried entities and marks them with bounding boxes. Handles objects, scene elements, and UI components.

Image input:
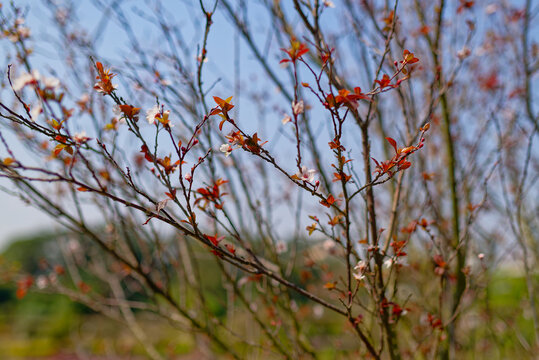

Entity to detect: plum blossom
[281,114,292,125]
[312,304,324,319]
[30,103,42,122]
[353,272,365,281]
[292,100,304,116]
[275,241,287,254]
[43,76,60,89]
[220,143,232,156]
[36,275,48,289]
[295,166,316,183]
[457,46,471,60]
[353,260,367,281]
[354,260,368,272]
[323,239,336,252]
[8,20,31,42]
[485,4,498,15]
[146,105,160,124]
[13,70,40,91]
[74,131,90,144]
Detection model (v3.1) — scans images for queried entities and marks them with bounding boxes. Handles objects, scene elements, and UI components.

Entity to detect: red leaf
[386,137,398,153]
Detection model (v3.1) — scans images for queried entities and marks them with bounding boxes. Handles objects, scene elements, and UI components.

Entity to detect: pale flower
[292,100,304,116]
[384,258,394,268]
[485,4,498,15]
[146,105,160,124]
[354,260,367,272]
[36,275,48,290]
[295,166,315,183]
[457,46,471,60]
[94,81,117,94]
[43,76,60,89]
[324,1,335,7]
[74,131,89,143]
[275,241,287,254]
[77,93,90,107]
[312,304,324,319]
[353,272,365,281]
[353,260,367,281]
[323,239,336,251]
[281,114,292,125]
[112,105,121,115]
[30,103,42,122]
[220,143,232,156]
[17,27,31,39]
[12,70,40,91]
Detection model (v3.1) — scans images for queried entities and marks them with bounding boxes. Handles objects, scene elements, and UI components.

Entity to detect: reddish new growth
[194,178,229,210]
[280,39,309,64]
[401,50,419,65]
[93,62,117,95]
[157,155,181,175]
[375,74,392,89]
[119,104,141,121]
[371,123,429,177]
[325,87,370,110]
[211,96,235,131]
[224,131,267,156]
[433,254,448,276]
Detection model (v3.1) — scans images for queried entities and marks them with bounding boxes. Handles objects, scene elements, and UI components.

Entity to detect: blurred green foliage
[0,234,536,359]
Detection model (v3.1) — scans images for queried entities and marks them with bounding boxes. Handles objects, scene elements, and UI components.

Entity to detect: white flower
[478,253,485,260]
[43,76,60,89]
[312,304,324,318]
[68,239,80,253]
[354,260,367,272]
[353,272,365,281]
[275,241,287,254]
[36,275,48,289]
[281,114,292,125]
[74,131,89,143]
[17,27,31,39]
[12,70,40,91]
[146,105,160,124]
[353,260,367,281]
[295,166,315,183]
[30,103,42,122]
[197,54,209,63]
[55,9,69,24]
[384,258,394,268]
[156,199,169,214]
[292,100,304,116]
[323,239,336,251]
[48,273,58,285]
[78,93,90,105]
[457,46,471,60]
[220,143,232,156]
[485,4,498,15]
